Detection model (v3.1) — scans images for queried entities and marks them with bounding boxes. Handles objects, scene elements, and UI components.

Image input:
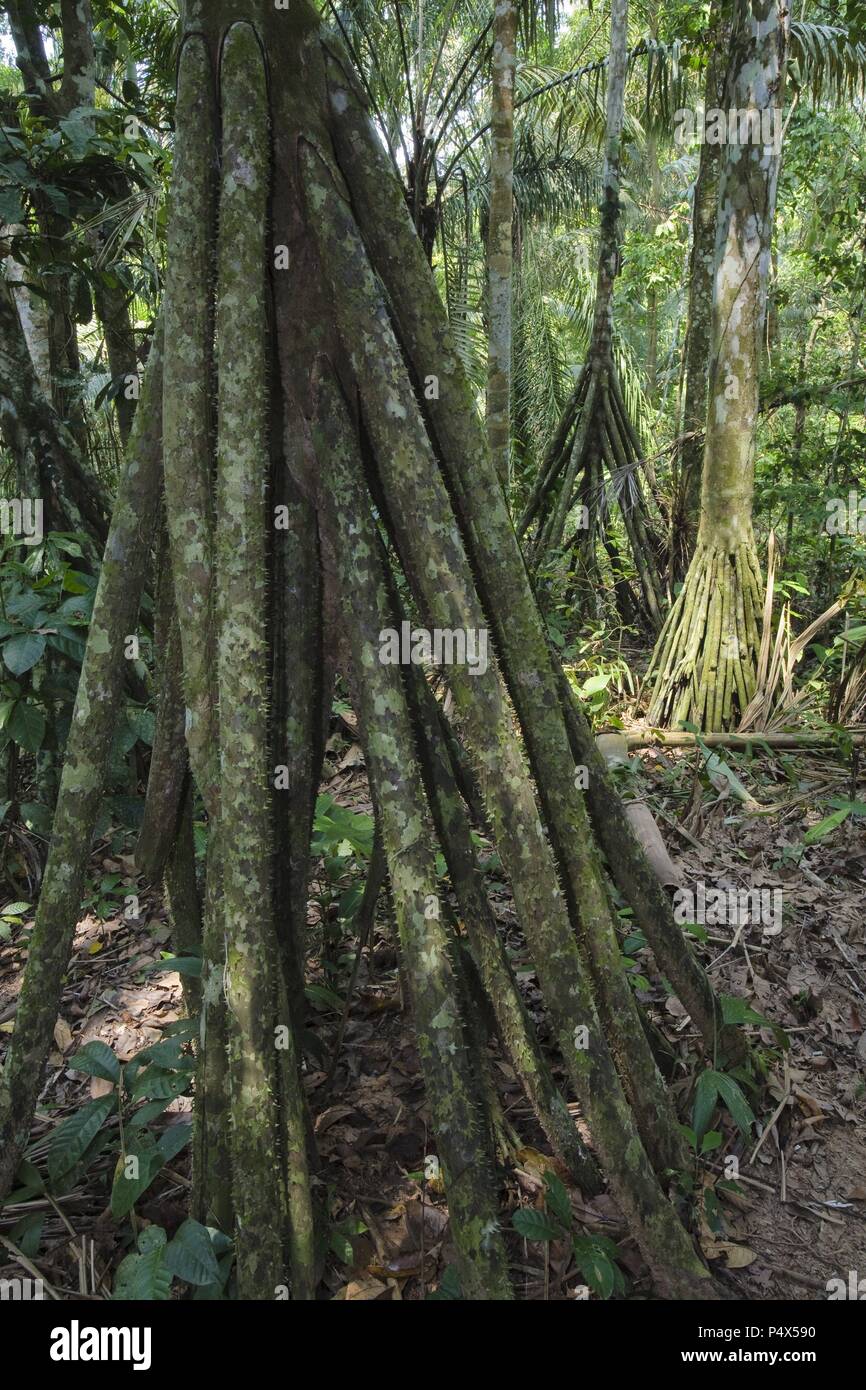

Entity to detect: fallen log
[622,729,866,751]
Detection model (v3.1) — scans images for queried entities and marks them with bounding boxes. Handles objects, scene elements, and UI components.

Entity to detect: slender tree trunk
[644,132,661,398]
[93,276,139,447]
[486,0,517,488]
[3,240,52,394]
[647,0,789,730]
[674,0,731,573]
[0,328,164,1201]
[0,279,107,559]
[7,1,95,446]
[59,0,96,111]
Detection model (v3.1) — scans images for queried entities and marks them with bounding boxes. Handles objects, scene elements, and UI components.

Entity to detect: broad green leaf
[50,537,84,559]
[163,1219,220,1287]
[47,1096,115,1182]
[720,995,767,1027]
[68,1040,120,1084]
[126,707,155,747]
[573,1236,617,1299]
[136,1039,196,1072]
[692,1070,719,1142]
[143,954,202,978]
[426,1264,462,1300]
[20,802,52,836]
[512,1207,560,1242]
[110,1136,165,1219]
[329,1229,355,1263]
[622,933,647,955]
[138,1225,168,1255]
[61,571,92,597]
[128,1099,172,1131]
[11,1211,46,1259]
[113,1246,172,1301]
[157,1121,192,1163]
[192,1251,235,1301]
[129,1067,191,1105]
[160,1016,199,1041]
[700,745,756,806]
[685,921,709,942]
[543,1170,572,1230]
[2,633,46,676]
[580,671,612,696]
[10,1159,44,1200]
[8,701,46,753]
[47,630,86,662]
[304,982,343,1012]
[714,1072,755,1140]
[57,592,94,621]
[0,188,25,224]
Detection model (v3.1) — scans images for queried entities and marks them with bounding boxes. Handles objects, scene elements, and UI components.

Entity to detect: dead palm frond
[739,533,851,733]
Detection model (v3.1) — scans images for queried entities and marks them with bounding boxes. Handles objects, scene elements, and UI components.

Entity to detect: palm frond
[513,226,575,462]
[788,21,866,104]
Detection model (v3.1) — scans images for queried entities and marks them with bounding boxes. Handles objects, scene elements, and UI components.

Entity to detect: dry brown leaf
[514,1146,551,1179]
[340,1276,390,1300]
[794,1088,825,1118]
[315,1104,356,1136]
[53,1017,73,1052]
[702,1238,757,1268]
[368,1253,422,1280]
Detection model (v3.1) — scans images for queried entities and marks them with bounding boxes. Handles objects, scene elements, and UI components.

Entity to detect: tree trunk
[486,0,517,488]
[0,327,164,1201]
[0,278,108,561]
[673,0,731,574]
[647,0,789,730]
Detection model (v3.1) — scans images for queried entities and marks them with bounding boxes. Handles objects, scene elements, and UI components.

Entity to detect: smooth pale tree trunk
[673,0,732,574]
[643,3,663,400]
[486,0,517,488]
[647,0,789,730]
[3,242,52,394]
[645,131,661,397]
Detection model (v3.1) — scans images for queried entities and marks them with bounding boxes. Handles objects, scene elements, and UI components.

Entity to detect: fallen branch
[622,729,866,750]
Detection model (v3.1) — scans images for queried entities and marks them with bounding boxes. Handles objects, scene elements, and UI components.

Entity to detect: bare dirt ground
[1,730,864,1301]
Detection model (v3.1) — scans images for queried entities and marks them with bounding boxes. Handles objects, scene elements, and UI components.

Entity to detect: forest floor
[1,720,864,1301]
